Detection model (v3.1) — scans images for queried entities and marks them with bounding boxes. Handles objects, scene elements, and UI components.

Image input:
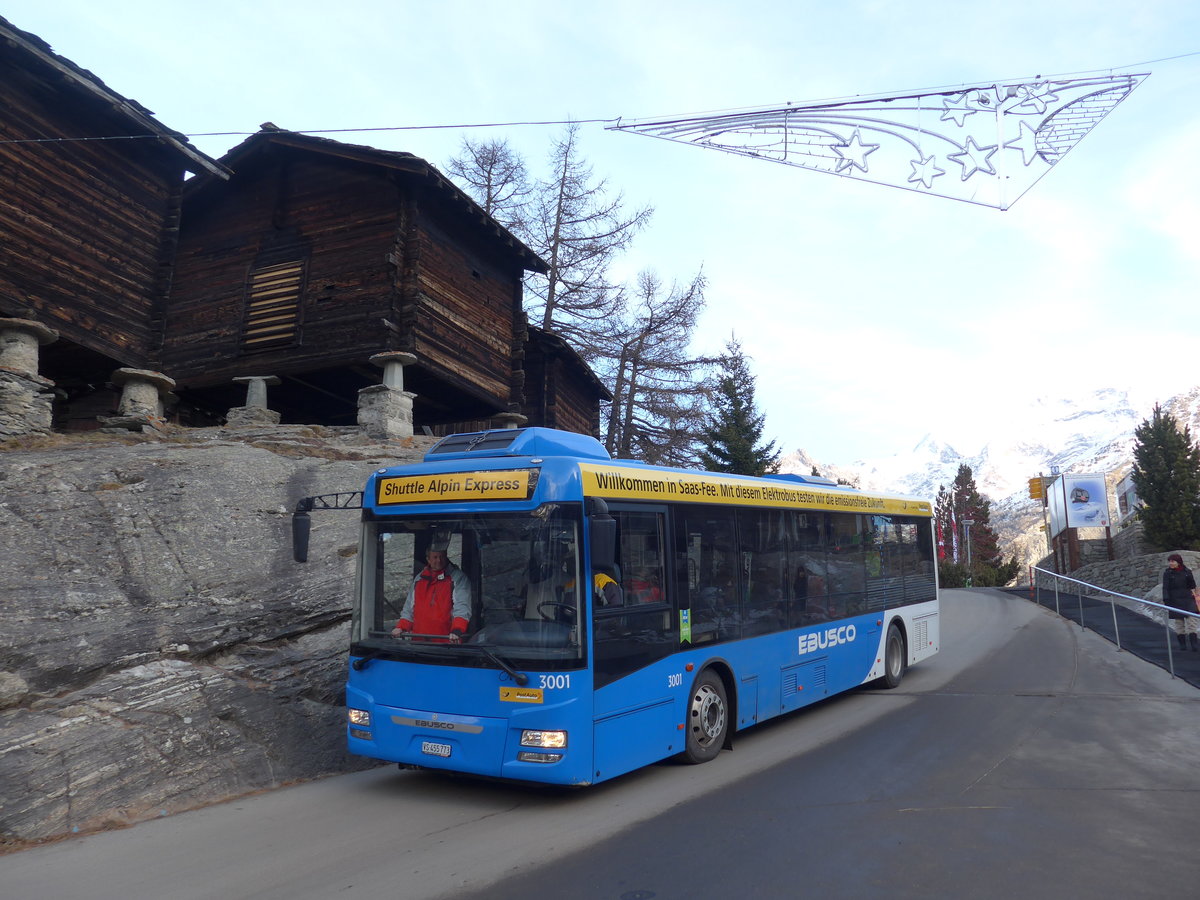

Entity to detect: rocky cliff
[0,425,435,848]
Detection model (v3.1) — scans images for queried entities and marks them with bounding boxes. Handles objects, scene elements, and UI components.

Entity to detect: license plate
[421,741,452,758]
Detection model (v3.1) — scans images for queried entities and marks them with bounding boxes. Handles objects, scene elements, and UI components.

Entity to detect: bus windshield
[354,505,585,666]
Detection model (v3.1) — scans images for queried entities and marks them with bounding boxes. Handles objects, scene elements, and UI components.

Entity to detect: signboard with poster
[1046,473,1111,538]
[1115,473,1141,524]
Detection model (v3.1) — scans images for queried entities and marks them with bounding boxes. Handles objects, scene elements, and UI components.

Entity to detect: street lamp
[962,518,975,587]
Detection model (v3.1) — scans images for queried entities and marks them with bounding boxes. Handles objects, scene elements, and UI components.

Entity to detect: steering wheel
[536,601,575,622]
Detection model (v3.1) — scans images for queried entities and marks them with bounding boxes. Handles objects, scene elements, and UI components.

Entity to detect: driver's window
[375,530,417,634]
[520,532,581,624]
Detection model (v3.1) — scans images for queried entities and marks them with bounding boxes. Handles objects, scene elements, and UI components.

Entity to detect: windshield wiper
[351,647,389,671]
[463,644,529,686]
[352,639,529,686]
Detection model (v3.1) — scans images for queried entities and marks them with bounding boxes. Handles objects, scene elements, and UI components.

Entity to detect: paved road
[3,589,1198,899]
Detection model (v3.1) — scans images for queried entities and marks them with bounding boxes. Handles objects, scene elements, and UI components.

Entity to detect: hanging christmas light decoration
[608,73,1147,209]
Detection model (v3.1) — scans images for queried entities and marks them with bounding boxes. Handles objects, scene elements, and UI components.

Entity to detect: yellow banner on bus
[377,470,532,505]
[579,463,931,516]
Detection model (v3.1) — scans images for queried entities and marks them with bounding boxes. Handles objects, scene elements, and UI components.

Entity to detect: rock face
[0,425,435,847]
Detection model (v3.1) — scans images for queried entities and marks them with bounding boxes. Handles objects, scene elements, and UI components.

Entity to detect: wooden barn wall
[0,55,181,364]
[546,357,602,436]
[410,213,523,407]
[522,347,602,437]
[163,156,401,385]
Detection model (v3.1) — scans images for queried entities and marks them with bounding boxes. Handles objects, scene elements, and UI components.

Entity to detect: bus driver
[392,542,472,642]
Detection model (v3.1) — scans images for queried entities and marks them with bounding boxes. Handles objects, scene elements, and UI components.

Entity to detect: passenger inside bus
[628,567,663,604]
[793,558,831,622]
[391,543,472,642]
[565,568,623,607]
[746,567,787,633]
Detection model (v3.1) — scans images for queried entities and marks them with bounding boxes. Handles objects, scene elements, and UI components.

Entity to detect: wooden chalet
[0,15,229,425]
[1,17,609,438]
[164,128,563,432]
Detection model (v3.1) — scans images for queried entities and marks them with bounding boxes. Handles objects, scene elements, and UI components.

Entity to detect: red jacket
[397,564,471,636]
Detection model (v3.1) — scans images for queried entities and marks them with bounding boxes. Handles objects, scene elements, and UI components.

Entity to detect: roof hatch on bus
[426,427,611,462]
[762,472,842,488]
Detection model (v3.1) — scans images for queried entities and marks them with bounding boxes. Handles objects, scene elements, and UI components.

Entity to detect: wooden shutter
[243,260,304,350]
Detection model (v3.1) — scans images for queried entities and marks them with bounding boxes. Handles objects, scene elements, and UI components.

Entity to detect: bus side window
[593,509,674,688]
[738,508,788,635]
[613,510,667,607]
[680,506,739,644]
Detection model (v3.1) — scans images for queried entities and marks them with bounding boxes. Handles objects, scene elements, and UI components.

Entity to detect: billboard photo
[1047,473,1110,538]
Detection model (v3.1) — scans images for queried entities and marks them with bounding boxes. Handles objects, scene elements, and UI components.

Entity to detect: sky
[6,1,1199,464]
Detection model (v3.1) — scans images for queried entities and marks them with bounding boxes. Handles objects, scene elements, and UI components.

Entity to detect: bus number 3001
[667,673,683,688]
[539,674,571,690]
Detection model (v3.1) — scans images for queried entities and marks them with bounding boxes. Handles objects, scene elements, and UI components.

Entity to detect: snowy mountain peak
[779,385,1200,574]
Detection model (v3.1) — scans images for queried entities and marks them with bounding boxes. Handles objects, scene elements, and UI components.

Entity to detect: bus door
[591,505,678,778]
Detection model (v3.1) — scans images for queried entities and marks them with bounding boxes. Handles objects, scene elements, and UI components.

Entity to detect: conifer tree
[1130,404,1200,550]
[934,464,1018,587]
[698,338,778,476]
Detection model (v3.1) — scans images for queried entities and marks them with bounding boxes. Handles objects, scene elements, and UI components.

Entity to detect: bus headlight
[347,708,372,727]
[520,729,567,749]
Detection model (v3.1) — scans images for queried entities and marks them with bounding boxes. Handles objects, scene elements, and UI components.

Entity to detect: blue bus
[295,427,939,785]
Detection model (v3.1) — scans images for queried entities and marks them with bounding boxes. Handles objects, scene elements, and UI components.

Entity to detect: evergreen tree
[698,338,778,476]
[1130,404,1200,550]
[934,464,1019,587]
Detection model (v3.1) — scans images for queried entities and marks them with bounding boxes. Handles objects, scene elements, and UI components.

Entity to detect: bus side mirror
[587,498,616,569]
[292,505,312,563]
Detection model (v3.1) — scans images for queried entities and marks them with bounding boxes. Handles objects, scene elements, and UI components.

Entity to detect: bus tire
[683,670,728,764]
[881,622,906,689]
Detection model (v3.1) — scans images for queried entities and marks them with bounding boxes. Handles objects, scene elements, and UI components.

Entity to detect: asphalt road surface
[4,588,1199,899]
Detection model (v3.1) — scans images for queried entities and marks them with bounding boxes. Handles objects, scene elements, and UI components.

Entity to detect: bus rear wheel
[881,623,906,689]
[683,670,728,764]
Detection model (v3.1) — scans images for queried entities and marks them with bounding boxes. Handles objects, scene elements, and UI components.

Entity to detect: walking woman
[1163,553,1199,651]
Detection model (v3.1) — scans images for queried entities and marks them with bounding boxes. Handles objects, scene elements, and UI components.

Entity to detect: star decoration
[1003,120,1042,167]
[940,93,978,127]
[609,72,1147,210]
[948,136,999,180]
[1013,82,1059,115]
[908,155,946,189]
[833,128,879,173]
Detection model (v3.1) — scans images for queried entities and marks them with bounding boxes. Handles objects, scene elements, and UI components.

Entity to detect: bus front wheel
[683,670,728,764]
[881,623,906,689]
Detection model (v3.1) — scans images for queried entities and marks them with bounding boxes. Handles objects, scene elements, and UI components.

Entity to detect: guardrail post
[1107,590,1122,650]
[1165,618,1176,676]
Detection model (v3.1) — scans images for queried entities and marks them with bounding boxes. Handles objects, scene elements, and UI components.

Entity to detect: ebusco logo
[798,624,857,656]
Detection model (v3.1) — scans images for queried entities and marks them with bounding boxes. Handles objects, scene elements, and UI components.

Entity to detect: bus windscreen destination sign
[376,470,534,505]
[580,464,930,516]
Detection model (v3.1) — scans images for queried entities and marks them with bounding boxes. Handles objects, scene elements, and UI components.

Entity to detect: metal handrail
[1030,565,1200,678]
